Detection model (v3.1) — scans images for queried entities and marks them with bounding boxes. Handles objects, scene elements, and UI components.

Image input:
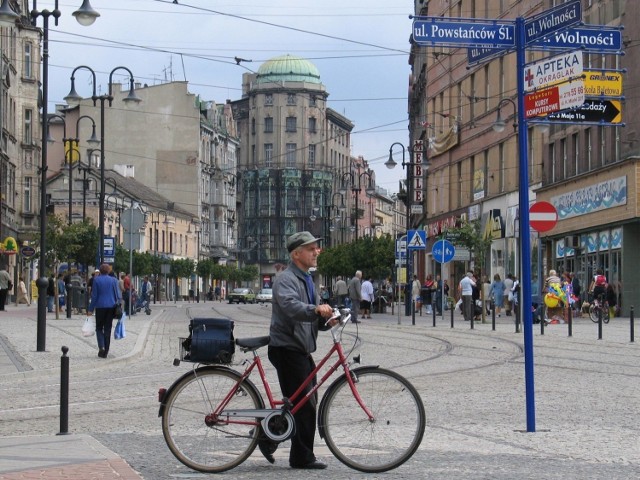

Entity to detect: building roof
[256,54,321,85]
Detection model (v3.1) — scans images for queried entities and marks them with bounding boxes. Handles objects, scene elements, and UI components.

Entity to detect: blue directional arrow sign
[413,17,515,48]
[432,239,455,264]
[529,25,623,52]
[524,0,582,45]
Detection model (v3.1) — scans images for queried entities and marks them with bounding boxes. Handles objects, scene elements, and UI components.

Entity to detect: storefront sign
[551,176,627,220]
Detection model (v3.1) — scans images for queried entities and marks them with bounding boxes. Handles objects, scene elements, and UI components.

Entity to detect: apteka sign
[523,51,583,92]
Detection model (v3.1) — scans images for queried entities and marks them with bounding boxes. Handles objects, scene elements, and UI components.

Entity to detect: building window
[310,95,317,107]
[285,116,297,132]
[572,133,579,176]
[286,143,296,167]
[287,93,296,105]
[251,118,256,135]
[24,176,32,212]
[308,144,316,168]
[308,117,316,133]
[264,143,273,167]
[24,108,32,144]
[264,94,273,106]
[264,116,273,133]
[24,42,32,79]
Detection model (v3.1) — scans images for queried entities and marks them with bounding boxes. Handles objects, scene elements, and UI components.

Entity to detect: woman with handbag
[87,264,122,358]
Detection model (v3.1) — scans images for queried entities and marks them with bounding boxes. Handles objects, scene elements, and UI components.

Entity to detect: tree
[317,234,395,281]
[444,220,492,274]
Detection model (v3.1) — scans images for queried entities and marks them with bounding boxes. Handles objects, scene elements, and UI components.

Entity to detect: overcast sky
[45,0,412,193]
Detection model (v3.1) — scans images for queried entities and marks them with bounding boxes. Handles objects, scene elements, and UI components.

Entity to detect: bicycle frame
[210,325,374,427]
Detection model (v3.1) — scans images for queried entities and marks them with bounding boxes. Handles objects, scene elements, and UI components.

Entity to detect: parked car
[256,288,273,304]
[228,288,256,304]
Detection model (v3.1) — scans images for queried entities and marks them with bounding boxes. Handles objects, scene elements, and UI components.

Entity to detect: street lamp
[78,148,100,221]
[339,170,375,240]
[64,65,141,265]
[47,113,99,225]
[148,210,168,304]
[0,0,101,352]
[492,98,518,133]
[385,142,416,317]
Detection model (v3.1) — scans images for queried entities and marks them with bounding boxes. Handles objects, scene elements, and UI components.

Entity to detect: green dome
[256,54,321,84]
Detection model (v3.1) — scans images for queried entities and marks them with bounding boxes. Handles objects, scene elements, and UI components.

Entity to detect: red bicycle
[158,308,425,473]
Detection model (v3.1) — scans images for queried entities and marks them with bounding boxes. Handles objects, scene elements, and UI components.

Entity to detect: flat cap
[287,231,322,252]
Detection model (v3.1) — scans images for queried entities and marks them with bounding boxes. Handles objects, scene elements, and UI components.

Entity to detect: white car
[256,288,273,304]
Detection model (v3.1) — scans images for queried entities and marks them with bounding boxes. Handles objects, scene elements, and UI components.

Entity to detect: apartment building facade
[409,0,637,311]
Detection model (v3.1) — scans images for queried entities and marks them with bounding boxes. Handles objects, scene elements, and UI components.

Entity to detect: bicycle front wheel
[589,304,599,323]
[161,367,263,473]
[319,367,425,473]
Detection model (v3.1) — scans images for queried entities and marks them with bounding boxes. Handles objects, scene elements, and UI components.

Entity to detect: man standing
[347,270,362,323]
[268,231,335,470]
[334,276,348,306]
[0,265,11,311]
[458,271,476,322]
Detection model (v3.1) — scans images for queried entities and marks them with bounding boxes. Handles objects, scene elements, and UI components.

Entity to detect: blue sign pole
[516,16,536,433]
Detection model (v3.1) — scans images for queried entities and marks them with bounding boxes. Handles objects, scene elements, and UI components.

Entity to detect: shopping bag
[82,316,95,337]
[114,314,127,340]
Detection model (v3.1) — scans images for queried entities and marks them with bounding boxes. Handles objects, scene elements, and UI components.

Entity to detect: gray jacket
[347,276,361,301]
[270,263,329,354]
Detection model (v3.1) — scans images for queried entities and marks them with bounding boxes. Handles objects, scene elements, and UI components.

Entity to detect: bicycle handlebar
[325,307,352,327]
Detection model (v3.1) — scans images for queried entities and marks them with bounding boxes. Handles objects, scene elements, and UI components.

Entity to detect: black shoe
[291,460,327,470]
[258,438,278,464]
[98,348,106,358]
[351,320,361,324]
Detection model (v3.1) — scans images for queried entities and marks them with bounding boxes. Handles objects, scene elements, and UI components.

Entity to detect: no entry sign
[529,201,558,232]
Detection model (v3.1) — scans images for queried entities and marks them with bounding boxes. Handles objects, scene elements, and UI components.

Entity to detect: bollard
[58,346,69,435]
[412,300,416,326]
[567,305,572,337]
[450,302,454,328]
[492,302,496,331]
[470,301,474,330]
[598,303,603,340]
[541,306,545,335]
[631,306,635,343]
[66,284,72,319]
[514,303,520,333]
[432,302,436,327]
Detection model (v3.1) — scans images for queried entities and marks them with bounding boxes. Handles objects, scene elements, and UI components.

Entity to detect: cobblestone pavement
[0,301,639,479]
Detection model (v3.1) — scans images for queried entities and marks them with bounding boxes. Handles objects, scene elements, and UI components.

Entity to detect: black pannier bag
[181,318,235,364]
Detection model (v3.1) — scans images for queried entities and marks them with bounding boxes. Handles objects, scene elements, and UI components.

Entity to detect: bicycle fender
[317,365,380,439]
[157,365,263,417]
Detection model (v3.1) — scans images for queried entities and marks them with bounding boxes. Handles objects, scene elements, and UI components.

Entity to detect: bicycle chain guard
[261,410,296,442]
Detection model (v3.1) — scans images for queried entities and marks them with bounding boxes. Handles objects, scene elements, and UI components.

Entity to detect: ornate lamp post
[64,65,141,265]
[0,1,100,351]
[339,170,375,241]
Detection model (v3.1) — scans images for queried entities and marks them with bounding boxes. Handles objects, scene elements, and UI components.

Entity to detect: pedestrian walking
[489,274,506,317]
[360,276,374,319]
[334,276,348,306]
[503,274,514,316]
[267,231,336,470]
[47,275,55,312]
[347,270,362,323]
[0,265,10,311]
[16,277,30,305]
[88,264,122,359]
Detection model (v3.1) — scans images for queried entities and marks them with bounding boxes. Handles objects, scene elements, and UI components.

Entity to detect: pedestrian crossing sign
[407,230,427,250]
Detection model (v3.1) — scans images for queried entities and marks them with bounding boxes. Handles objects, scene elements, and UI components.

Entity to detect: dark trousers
[0,288,7,310]
[268,346,318,467]
[95,307,115,353]
[462,294,473,321]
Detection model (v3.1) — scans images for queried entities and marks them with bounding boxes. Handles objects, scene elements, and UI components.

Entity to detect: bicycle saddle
[236,336,270,351]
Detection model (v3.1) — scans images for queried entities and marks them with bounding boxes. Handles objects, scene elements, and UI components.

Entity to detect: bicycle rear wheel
[319,366,425,473]
[589,304,599,323]
[161,367,263,473]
